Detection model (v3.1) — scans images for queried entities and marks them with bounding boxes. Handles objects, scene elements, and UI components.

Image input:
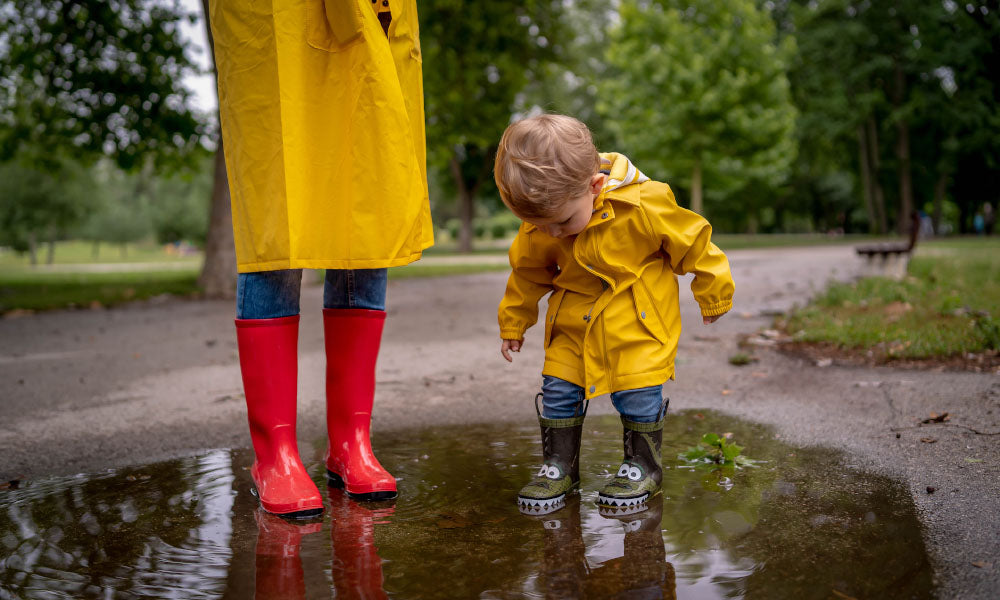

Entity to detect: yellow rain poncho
[498,153,735,399]
[209,0,433,272]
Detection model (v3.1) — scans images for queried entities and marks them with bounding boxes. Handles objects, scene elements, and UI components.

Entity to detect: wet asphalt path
[1,244,997,598]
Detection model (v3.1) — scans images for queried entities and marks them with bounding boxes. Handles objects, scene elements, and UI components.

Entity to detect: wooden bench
[854,212,921,279]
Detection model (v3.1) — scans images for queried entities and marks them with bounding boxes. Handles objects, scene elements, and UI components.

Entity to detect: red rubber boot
[323,309,398,501]
[236,316,324,518]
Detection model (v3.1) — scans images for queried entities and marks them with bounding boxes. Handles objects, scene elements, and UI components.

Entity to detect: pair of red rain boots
[235,309,396,519]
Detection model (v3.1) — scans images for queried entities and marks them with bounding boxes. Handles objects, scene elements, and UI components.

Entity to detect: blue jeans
[236,269,388,319]
[541,375,665,423]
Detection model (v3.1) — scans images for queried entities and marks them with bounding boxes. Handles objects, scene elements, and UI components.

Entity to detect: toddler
[495,114,735,512]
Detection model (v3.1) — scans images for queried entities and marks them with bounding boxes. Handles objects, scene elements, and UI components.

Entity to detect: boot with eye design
[518,395,587,514]
[597,399,668,510]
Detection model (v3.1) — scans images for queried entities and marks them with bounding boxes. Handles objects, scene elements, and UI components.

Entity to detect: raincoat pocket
[306,0,365,52]
[631,282,670,345]
[543,289,567,348]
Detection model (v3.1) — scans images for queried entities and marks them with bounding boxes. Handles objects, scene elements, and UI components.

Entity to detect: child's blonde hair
[494,114,600,219]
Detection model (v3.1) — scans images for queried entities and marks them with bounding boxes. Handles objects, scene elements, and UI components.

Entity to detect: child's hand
[702,314,722,325]
[501,339,522,362]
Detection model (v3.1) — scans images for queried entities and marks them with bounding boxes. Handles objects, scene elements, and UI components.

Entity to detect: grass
[781,238,1000,359]
[0,269,201,313]
[0,240,201,267]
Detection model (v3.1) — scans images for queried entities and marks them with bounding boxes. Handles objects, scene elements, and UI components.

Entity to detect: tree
[420,0,565,251]
[196,0,235,298]
[0,0,207,262]
[0,0,204,167]
[601,0,797,223]
[0,159,93,264]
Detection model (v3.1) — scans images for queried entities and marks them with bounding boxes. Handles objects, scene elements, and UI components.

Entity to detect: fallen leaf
[964,458,983,464]
[831,590,858,600]
[816,358,833,367]
[922,412,950,424]
[721,389,731,396]
[926,486,936,494]
[971,561,991,568]
[693,413,705,420]
[920,437,937,444]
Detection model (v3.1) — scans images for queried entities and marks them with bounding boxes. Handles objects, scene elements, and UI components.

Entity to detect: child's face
[521,173,607,239]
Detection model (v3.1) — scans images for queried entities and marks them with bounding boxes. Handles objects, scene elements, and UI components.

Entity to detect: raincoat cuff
[699,298,732,317]
[500,327,526,341]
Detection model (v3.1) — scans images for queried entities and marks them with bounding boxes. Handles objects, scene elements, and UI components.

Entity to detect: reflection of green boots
[518,396,587,513]
[597,400,668,510]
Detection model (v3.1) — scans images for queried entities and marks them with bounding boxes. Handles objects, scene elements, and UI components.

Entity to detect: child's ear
[590,172,606,195]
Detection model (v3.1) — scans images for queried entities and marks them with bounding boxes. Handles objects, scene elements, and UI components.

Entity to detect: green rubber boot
[518,395,587,514]
[597,399,669,510]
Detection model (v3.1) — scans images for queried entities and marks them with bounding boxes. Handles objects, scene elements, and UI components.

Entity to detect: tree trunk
[27,231,37,266]
[450,155,474,253]
[893,60,914,236]
[856,125,876,233]
[46,236,55,265]
[866,117,888,234]
[690,157,703,215]
[933,171,947,235]
[198,0,237,299]
[198,142,237,298]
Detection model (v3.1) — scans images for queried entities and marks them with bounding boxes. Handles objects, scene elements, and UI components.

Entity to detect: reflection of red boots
[253,509,322,600]
[236,316,324,518]
[323,309,397,501]
[329,488,392,599]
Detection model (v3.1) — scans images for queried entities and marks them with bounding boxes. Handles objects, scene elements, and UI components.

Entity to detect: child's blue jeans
[236,269,388,319]
[541,375,665,423]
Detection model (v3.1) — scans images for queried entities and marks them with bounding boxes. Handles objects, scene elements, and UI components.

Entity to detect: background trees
[1,0,998,273]
[601,0,798,228]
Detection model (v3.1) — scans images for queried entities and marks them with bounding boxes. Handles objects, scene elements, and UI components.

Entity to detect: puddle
[0,411,933,599]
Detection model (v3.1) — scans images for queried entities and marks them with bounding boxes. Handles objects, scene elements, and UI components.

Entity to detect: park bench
[854,211,921,280]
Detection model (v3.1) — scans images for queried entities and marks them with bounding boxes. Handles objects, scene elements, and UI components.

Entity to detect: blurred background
[0,0,997,305]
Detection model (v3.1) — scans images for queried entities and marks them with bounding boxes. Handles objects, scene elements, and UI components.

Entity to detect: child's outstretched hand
[501,339,522,362]
[702,315,722,325]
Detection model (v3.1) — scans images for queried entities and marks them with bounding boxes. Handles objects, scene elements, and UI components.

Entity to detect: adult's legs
[235,269,323,518]
[321,269,397,500]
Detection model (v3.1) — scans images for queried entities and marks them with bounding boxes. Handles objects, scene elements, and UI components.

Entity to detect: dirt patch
[775,340,1000,373]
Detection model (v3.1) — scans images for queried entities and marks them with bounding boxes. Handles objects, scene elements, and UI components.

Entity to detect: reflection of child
[495,114,734,511]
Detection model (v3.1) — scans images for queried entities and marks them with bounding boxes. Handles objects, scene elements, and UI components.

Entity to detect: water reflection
[0,411,934,599]
[328,489,391,599]
[252,510,320,600]
[530,494,676,599]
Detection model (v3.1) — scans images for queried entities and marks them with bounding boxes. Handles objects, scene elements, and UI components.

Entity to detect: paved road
[1,245,997,598]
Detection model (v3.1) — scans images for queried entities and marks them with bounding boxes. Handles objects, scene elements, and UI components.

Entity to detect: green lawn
[0,240,201,267]
[781,238,1000,359]
[0,269,201,313]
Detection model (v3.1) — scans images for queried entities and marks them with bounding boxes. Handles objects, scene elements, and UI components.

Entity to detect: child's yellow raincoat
[209,0,433,272]
[498,153,735,399]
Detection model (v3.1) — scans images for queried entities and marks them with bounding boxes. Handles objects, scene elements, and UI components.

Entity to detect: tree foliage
[419,0,565,249]
[0,0,204,170]
[601,0,797,222]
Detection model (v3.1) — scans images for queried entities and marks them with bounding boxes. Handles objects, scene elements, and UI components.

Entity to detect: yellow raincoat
[498,153,735,399]
[209,0,433,272]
